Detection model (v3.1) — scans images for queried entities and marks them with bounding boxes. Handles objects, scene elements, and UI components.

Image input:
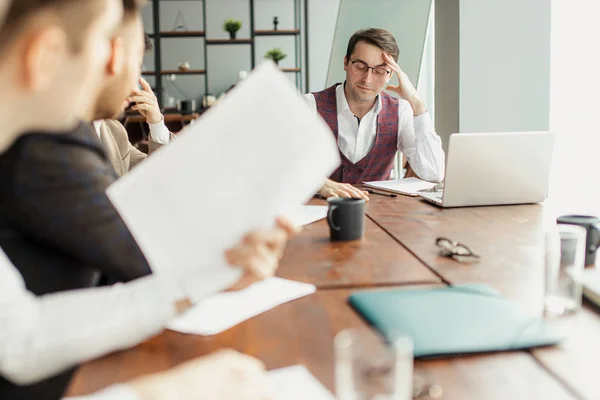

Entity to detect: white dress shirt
[304,83,445,182]
[0,248,232,399]
[0,248,180,387]
[93,118,170,144]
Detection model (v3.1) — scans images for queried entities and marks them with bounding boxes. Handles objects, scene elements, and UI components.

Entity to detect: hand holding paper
[226,216,300,291]
[107,61,340,294]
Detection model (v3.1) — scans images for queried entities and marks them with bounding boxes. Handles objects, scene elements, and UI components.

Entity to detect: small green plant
[223,19,242,38]
[264,48,287,65]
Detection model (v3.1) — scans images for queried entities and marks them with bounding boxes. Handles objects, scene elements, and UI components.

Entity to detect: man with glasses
[305,28,445,200]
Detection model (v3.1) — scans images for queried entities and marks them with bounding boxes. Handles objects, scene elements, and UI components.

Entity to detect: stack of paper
[283,205,328,226]
[363,177,437,197]
[107,61,340,291]
[167,277,316,335]
[268,365,335,400]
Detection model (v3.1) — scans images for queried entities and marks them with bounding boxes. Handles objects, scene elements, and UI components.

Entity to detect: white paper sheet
[284,205,328,226]
[107,62,340,287]
[364,177,437,197]
[167,277,316,335]
[269,365,335,400]
[64,365,334,400]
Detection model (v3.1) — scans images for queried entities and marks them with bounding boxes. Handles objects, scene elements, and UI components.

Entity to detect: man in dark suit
[0,0,127,397]
[0,122,148,293]
[0,0,152,295]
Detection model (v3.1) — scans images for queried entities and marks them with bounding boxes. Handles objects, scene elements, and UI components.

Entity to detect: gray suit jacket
[99,119,174,176]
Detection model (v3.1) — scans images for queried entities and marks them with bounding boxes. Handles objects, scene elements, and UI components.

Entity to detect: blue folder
[349,284,563,358]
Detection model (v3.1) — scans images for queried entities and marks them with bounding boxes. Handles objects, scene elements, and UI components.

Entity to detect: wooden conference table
[67,195,600,400]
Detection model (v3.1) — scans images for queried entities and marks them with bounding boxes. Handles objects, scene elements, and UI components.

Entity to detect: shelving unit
[205,38,254,45]
[154,30,205,38]
[255,29,300,36]
[146,0,307,108]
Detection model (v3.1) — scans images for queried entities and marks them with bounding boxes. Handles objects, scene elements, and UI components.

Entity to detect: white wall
[434,0,459,151]
[307,0,339,92]
[417,3,435,118]
[548,0,600,216]
[458,0,551,133]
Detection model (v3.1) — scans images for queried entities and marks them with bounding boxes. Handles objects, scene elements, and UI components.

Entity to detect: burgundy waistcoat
[313,83,399,184]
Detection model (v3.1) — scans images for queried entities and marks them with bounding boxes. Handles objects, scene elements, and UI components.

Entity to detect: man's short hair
[122,0,145,22]
[0,0,107,53]
[144,33,153,51]
[345,28,400,63]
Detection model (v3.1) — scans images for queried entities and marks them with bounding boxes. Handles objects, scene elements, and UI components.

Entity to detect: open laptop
[418,131,556,208]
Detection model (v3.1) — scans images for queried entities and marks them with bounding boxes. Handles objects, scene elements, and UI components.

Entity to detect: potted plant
[223,19,242,39]
[264,48,287,66]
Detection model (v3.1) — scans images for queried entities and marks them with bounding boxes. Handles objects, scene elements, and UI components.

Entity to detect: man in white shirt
[305,28,445,200]
[0,0,291,399]
[0,241,285,400]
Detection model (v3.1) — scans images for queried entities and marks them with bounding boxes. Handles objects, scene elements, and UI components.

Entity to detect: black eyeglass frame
[349,59,392,78]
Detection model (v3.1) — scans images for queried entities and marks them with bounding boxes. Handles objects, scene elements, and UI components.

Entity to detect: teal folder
[349,284,563,358]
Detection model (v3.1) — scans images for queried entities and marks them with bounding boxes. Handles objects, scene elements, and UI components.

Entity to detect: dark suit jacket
[0,122,152,294]
[0,123,152,399]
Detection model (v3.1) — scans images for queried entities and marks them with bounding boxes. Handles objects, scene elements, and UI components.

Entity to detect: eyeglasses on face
[349,59,391,80]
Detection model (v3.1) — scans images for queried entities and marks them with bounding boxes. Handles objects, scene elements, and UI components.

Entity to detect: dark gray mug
[327,197,366,241]
[557,215,600,266]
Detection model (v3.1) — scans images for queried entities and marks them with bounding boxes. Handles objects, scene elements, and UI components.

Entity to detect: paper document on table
[268,365,335,400]
[284,205,328,226]
[167,277,316,335]
[107,61,340,286]
[364,177,437,197]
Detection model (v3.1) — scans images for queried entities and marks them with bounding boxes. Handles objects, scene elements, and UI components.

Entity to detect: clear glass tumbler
[335,328,413,400]
[544,224,587,316]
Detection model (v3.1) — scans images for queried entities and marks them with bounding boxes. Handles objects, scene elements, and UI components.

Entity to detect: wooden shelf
[151,30,205,38]
[281,68,301,73]
[142,70,206,76]
[125,113,199,124]
[255,29,300,36]
[206,38,253,45]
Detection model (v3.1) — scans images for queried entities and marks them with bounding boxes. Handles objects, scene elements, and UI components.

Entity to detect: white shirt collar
[92,120,103,138]
[335,82,382,118]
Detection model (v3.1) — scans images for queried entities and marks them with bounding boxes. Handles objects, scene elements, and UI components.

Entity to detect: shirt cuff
[63,384,141,400]
[413,112,435,136]
[148,117,170,145]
